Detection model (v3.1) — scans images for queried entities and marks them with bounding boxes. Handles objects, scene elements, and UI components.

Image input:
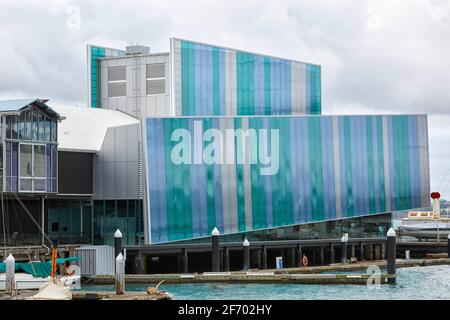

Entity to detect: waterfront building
[0,38,430,272]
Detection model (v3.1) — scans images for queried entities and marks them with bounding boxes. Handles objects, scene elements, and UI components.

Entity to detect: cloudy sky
[1,0,450,198]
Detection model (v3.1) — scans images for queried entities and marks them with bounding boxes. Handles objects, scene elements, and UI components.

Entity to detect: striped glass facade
[89,46,105,108]
[172,39,321,117]
[144,115,429,243]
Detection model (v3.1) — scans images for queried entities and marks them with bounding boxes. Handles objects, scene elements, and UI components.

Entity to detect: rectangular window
[20,179,32,191]
[18,112,26,140]
[33,179,45,192]
[11,143,18,191]
[146,79,165,95]
[108,66,126,81]
[108,82,126,97]
[34,145,45,177]
[108,66,126,98]
[20,144,32,177]
[32,108,38,140]
[19,143,52,193]
[5,142,11,192]
[146,63,165,78]
[25,109,33,140]
[51,120,57,142]
[38,113,45,141]
[6,116,11,139]
[146,63,166,95]
[11,116,18,140]
[44,119,51,142]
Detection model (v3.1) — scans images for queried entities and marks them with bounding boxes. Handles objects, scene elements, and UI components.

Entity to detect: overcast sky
[1,0,449,198]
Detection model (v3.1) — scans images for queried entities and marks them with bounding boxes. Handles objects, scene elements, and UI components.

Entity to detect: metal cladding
[144,114,430,243]
[171,38,321,116]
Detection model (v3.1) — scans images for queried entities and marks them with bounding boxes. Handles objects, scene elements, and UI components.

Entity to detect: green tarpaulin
[0,257,80,278]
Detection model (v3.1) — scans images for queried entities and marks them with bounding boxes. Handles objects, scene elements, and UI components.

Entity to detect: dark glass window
[117,200,127,217]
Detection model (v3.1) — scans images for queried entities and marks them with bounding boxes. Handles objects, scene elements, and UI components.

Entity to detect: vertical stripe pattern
[173,39,321,116]
[145,115,430,243]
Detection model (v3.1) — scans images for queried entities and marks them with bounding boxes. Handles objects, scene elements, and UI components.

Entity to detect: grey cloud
[1,0,449,197]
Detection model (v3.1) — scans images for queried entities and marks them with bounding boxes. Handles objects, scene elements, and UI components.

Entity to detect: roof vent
[126,45,150,55]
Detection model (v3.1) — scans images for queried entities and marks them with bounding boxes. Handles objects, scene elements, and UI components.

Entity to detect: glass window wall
[2,105,58,193]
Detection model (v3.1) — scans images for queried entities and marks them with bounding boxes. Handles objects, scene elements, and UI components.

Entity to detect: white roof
[49,105,139,153]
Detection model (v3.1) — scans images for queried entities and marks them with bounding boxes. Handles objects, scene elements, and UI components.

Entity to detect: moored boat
[398,192,450,240]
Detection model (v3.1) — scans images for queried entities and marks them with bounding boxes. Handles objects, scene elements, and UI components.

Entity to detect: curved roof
[49,105,139,153]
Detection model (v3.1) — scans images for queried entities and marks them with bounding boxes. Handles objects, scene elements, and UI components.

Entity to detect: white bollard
[115,253,125,295]
[6,254,15,295]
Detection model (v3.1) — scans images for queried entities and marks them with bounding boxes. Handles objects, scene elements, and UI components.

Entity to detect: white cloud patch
[0,0,450,197]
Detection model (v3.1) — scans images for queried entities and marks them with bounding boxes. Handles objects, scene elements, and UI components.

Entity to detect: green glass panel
[308,117,324,221]
[344,117,354,216]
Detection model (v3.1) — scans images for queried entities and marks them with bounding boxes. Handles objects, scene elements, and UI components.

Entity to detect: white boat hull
[399,221,450,240]
[0,273,81,291]
[0,273,49,290]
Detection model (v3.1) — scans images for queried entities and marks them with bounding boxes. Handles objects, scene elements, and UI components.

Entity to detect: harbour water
[81,265,450,300]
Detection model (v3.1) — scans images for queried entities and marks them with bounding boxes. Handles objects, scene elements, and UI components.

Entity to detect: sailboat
[1,193,81,292]
[0,257,81,290]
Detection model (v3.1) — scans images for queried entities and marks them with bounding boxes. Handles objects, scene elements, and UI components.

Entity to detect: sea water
[81,265,450,300]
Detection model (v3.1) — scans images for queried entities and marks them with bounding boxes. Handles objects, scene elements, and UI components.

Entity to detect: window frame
[107,66,127,98]
[18,142,47,193]
[146,63,166,96]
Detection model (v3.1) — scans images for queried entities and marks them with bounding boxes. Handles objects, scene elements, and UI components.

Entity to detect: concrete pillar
[387,228,397,284]
[5,254,15,295]
[369,244,374,261]
[243,239,250,270]
[298,245,303,267]
[256,249,262,269]
[115,253,125,295]
[320,246,325,265]
[351,245,356,258]
[330,244,335,264]
[182,248,189,274]
[211,227,220,272]
[137,253,145,274]
[359,243,365,261]
[261,246,267,270]
[381,243,386,260]
[290,247,296,268]
[341,235,348,264]
[223,247,230,272]
[374,244,381,260]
